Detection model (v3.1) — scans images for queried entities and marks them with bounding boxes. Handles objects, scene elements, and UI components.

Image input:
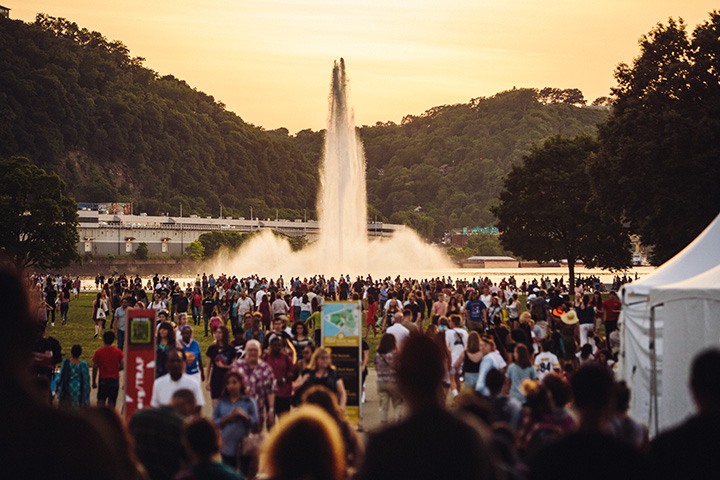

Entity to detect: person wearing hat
[559,310,580,361]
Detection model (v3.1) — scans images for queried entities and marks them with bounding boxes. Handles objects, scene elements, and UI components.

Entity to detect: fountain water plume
[210,59,453,278]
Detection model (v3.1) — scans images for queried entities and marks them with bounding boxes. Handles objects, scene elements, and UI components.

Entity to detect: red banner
[124,309,156,420]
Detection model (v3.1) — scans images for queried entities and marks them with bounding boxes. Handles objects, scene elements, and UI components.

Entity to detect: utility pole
[220,204,223,219]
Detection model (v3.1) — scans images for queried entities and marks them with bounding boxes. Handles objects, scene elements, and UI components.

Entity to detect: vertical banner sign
[322,301,362,427]
[125,309,156,421]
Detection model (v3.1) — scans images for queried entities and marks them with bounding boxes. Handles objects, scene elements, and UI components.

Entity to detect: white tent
[646,265,720,432]
[620,213,720,434]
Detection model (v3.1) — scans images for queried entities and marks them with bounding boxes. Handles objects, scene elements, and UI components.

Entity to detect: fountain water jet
[210,59,452,277]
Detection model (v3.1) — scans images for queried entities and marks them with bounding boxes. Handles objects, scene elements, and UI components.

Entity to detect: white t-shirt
[255,289,267,305]
[387,323,410,349]
[151,373,205,407]
[446,327,469,364]
[480,294,492,309]
[236,297,254,316]
[534,351,561,381]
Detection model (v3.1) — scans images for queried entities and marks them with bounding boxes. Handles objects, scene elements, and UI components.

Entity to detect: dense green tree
[0,156,80,270]
[134,242,148,260]
[197,231,254,258]
[593,13,720,264]
[185,240,205,261]
[493,136,631,288]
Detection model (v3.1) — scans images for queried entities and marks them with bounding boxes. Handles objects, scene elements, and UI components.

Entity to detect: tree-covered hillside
[0,15,318,219]
[1,15,607,238]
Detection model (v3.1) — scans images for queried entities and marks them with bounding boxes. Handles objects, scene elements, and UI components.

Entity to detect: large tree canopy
[0,156,80,270]
[592,12,720,264]
[493,136,631,288]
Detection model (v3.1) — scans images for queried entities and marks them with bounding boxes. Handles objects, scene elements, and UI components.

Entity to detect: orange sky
[9,1,718,133]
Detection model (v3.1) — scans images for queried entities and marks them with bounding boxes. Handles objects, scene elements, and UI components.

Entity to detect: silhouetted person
[650,348,720,480]
[359,334,497,480]
[175,418,242,480]
[530,364,648,480]
[0,267,122,480]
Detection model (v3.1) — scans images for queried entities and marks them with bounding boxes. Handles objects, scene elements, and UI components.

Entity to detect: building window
[125,242,133,253]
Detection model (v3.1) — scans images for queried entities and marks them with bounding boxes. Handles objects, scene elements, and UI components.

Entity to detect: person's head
[121,297,129,308]
[269,334,283,354]
[486,368,505,396]
[690,348,720,414]
[170,389,197,418]
[244,339,261,364]
[424,323,438,338]
[393,311,404,325]
[180,325,193,343]
[449,314,463,329]
[165,348,185,379]
[213,326,229,347]
[570,364,614,425]
[403,309,413,321]
[396,334,445,407]
[377,333,397,354]
[182,418,220,463]
[309,347,332,371]
[71,344,82,359]
[522,380,554,420]
[542,372,573,408]
[157,321,174,342]
[103,330,116,345]
[479,335,495,354]
[293,321,308,337]
[301,385,342,420]
[177,312,188,326]
[259,405,345,480]
[291,340,309,360]
[514,343,531,369]
[272,316,286,332]
[612,381,632,414]
[222,370,246,398]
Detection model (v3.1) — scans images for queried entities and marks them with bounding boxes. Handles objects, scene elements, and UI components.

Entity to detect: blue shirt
[182,339,201,375]
[465,300,486,322]
[213,396,259,456]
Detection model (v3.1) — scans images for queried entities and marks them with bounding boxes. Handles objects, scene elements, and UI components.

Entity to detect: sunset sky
[9,1,718,133]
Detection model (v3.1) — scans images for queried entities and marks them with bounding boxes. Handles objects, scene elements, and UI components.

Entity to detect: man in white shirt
[271,295,289,319]
[386,312,410,350]
[479,285,493,309]
[235,290,254,318]
[446,315,468,397]
[255,285,267,306]
[151,349,204,411]
[533,339,561,381]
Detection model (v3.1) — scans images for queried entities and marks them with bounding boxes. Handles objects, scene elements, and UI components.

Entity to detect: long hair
[215,326,230,347]
[514,343,532,369]
[308,347,334,371]
[376,333,396,354]
[259,405,345,480]
[466,331,481,354]
[220,370,246,398]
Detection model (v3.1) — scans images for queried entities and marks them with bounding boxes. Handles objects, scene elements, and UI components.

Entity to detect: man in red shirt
[92,331,124,408]
[602,291,622,340]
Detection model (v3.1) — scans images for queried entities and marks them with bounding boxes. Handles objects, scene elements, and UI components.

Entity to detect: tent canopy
[622,214,720,300]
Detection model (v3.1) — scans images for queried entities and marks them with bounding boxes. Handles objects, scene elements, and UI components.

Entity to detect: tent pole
[649,305,660,437]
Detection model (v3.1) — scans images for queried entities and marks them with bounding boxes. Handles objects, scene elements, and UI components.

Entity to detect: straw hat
[561,309,579,325]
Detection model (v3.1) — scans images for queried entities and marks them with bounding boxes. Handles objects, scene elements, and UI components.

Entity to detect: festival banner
[124,309,156,420]
[321,301,362,427]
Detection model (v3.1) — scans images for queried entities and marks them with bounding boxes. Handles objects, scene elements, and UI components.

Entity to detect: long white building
[77,209,401,256]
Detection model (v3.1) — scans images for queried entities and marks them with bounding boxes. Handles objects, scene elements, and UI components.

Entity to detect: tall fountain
[213,59,452,277]
[316,59,369,269]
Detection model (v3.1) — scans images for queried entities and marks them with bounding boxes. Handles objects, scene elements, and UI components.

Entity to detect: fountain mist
[210,59,452,277]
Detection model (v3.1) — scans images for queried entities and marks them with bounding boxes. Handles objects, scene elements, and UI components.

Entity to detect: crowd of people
[9,268,719,479]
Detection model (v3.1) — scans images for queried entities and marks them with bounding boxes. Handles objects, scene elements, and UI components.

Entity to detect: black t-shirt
[175,296,189,313]
[202,298,216,315]
[45,288,57,306]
